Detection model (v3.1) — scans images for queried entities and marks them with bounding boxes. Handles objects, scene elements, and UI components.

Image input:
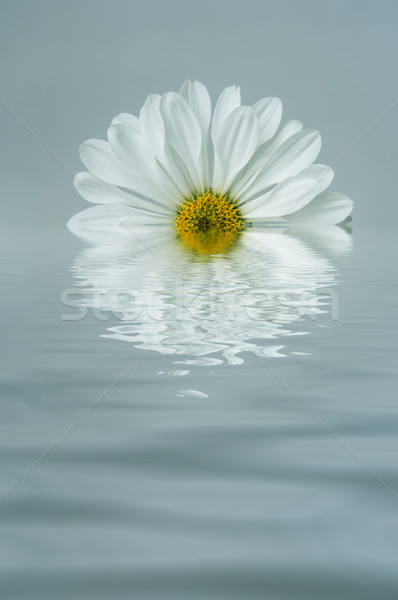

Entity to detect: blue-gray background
[2,0,398,230]
[1,1,398,599]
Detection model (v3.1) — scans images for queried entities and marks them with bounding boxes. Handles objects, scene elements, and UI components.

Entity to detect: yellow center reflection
[177,229,241,254]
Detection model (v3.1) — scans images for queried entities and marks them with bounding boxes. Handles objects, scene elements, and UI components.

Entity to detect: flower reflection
[68,207,352,364]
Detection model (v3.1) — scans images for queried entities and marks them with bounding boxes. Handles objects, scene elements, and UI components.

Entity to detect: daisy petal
[138,96,194,197]
[213,106,259,191]
[180,80,212,188]
[263,129,321,184]
[111,113,140,132]
[272,119,304,145]
[253,97,283,145]
[244,175,320,219]
[286,191,353,226]
[73,172,172,216]
[67,204,160,241]
[299,164,334,193]
[80,139,141,189]
[107,123,182,204]
[160,145,196,197]
[108,124,155,175]
[108,123,181,202]
[211,85,241,143]
[180,80,211,141]
[160,92,202,189]
[139,102,166,160]
[241,129,321,199]
[230,120,304,199]
[145,93,161,108]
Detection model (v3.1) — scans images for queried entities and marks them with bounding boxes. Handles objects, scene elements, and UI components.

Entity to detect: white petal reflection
[68,218,352,364]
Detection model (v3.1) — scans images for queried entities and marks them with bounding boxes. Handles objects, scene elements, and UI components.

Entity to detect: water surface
[1,223,398,599]
[2,1,398,597]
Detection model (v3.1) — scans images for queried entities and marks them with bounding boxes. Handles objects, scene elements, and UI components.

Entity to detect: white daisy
[72,80,353,254]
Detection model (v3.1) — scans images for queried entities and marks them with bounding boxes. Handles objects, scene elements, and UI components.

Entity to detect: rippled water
[2,222,398,599]
[2,1,398,596]
[68,211,352,363]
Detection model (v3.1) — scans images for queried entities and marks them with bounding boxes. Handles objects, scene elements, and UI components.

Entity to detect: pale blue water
[2,1,398,598]
[1,223,398,599]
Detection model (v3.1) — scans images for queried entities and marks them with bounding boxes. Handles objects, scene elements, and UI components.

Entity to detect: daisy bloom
[71,80,353,254]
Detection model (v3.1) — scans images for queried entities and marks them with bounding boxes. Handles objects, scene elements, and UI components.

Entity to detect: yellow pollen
[174,189,244,254]
[175,189,244,234]
[174,189,245,254]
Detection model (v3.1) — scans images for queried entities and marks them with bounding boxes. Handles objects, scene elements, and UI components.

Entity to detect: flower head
[72,81,353,254]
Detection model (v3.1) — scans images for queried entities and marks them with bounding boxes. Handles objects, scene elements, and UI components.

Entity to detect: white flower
[71,80,353,254]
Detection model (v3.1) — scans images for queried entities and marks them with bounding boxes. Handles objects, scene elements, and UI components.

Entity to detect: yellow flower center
[174,189,244,254]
